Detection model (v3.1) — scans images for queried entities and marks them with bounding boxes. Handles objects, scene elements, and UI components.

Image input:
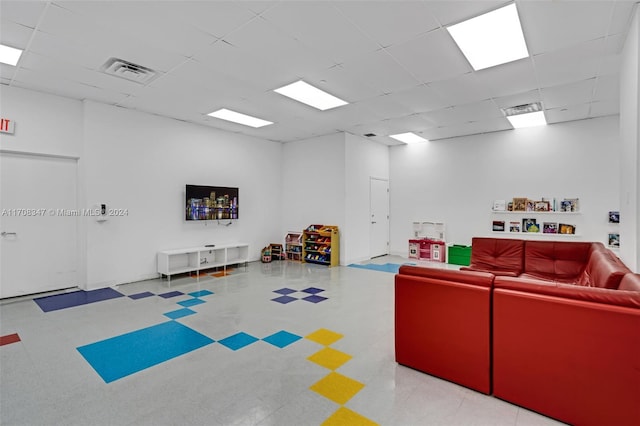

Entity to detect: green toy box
[447,244,472,266]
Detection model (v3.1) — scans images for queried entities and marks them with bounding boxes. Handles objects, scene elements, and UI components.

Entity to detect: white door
[0,153,78,298]
[370,177,389,258]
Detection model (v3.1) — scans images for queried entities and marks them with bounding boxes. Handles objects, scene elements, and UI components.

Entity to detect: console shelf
[157,243,249,285]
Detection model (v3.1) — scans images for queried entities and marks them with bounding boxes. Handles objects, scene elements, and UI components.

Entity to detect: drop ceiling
[1,0,637,145]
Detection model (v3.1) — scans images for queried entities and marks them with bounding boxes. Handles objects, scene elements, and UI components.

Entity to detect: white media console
[157,243,249,285]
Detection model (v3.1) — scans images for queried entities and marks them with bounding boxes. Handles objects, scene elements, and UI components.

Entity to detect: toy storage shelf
[302,225,339,267]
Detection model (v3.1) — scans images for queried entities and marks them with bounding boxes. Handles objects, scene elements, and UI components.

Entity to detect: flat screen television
[185,185,238,221]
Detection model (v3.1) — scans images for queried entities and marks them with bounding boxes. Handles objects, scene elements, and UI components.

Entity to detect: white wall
[389,116,621,257]
[0,86,82,157]
[281,133,346,263]
[619,7,640,271]
[82,101,283,288]
[345,133,389,263]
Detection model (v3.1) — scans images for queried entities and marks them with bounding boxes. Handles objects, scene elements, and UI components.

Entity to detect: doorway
[1,152,79,298]
[369,177,389,258]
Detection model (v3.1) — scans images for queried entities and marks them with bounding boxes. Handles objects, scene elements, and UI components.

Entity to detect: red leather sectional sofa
[395,237,640,426]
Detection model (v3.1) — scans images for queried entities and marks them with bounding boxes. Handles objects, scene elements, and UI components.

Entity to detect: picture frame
[559,223,576,234]
[543,222,558,234]
[608,211,620,223]
[512,197,527,212]
[608,233,620,248]
[509,221,520,232]
[534,201,551,212]
[492,220,505,232]
[522,218,539,233]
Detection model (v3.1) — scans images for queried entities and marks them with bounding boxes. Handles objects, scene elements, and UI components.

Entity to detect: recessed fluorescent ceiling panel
[506,111,547,128]
[274,80,348,111]
[207,108,273,128]
[390,132,428,144]
[0,44,23,66]
[447,3,529,71]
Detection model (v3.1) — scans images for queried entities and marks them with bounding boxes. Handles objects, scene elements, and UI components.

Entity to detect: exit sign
[1,118,15,134]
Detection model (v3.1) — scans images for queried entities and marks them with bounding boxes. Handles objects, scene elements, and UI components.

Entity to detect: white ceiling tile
[261,2,380,63]
[428,72,494,106]
[386,84,450,114]
[303,65,381,104]
[589,99,620,117]
[425,1,508,26]
[422,117,512,141]
[493,90,542,109]
[518,0,614,55]
[385,28,472,84]
[377,114,437,134]
[0,0,47,28]
[533,38,605,87]
[0,62,17,80]
[357,94,415,119]
[421,100,502,126]
[474,57,538,98]
[338,50,421,95]
[333,1,440,47]
[545,104,591,124]
[0,20,35,49]
[541,79,597,109]
[593,74,619,101]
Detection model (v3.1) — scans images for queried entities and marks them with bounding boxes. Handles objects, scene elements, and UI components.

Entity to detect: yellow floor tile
[307,347,352,371]
[321,407,379,426]
[306,328,344,346]
[310,372,364,405]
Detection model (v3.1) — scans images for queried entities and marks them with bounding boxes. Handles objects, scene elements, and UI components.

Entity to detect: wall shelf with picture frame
[490,197,582,237]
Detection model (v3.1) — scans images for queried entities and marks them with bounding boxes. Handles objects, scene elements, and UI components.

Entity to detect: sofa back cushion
[577,250,630,288]
[465,238,524,275]
[524,241,592,280]
[619,273,640,292]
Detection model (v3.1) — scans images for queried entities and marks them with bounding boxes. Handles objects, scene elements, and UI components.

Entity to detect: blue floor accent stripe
[188,290,214,297]
[34,288,124,312]
[347,262,414,273]
[218,332,259,351]
[178,298,206,308]
[262,331,302,348]
[77,321,214,383]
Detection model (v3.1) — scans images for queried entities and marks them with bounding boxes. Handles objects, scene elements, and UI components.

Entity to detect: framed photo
[509,221,521,232]
[493,220,505,232]
[534,201,551,212]
[560,198,579,212]
[608,233,620,248]
[608,211,620,223]
[559,223,576,234]
[512,198,528,212]
[522,218,539,233]
[543,222,558,234]
[492,200,506,211]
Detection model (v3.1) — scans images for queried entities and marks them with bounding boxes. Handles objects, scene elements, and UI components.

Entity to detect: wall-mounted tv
[185,185,239,221]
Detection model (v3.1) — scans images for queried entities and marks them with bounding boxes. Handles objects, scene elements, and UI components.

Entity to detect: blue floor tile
[77,321,214,383]
[301,287,324,294]
[188,290,214,298]
[164,308,196,320]
[177,298,206,308]
[158,291,184,299]
[218,332,259,351]
[302,295,328,304]
[129,291,155,300]
[348,262,414,273]
[272,295,297,304]
[273,288,297,295]
[34,288,124,312]
[262,331,302,348]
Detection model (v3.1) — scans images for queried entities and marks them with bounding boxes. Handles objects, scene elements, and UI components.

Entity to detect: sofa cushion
[523,241,592,280]
[494,275,640,309]
[461,237,524,276]
[576,250,630,289]
[619,273,640,292]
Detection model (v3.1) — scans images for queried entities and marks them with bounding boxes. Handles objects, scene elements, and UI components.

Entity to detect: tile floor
[0,256,565,426]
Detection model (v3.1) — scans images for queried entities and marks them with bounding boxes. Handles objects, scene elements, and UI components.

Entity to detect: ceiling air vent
[364,133,377,137]
[101,58,157,84]
[501,102,542,117]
